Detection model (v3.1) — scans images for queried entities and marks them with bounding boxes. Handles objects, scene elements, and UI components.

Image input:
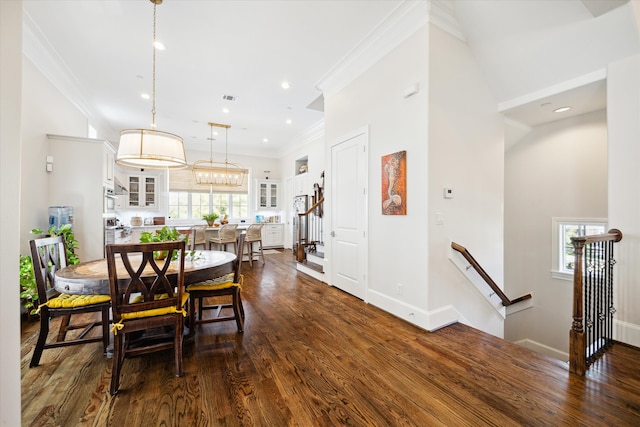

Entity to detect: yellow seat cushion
[187,273,242,291]
[39,293,110,311]
[112,293,190,335]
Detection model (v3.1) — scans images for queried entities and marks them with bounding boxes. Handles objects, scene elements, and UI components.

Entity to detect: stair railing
[451,242,532,306]
[569,228,623,376]
[296,197,324,262]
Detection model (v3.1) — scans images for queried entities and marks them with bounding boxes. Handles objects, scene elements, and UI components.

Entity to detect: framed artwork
[381,150,406,215]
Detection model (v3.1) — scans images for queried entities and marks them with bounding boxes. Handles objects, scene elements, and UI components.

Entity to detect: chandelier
[192,122,247,186]
[116,0,186,170]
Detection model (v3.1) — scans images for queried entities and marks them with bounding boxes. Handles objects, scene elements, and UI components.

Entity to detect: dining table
[54,250,237,295]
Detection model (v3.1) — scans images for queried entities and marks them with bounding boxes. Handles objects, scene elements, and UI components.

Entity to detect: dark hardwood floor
[21,249,640,426]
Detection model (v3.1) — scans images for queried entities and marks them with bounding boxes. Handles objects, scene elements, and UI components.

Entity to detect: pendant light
[116,0,186,170]
[192,122,247,187]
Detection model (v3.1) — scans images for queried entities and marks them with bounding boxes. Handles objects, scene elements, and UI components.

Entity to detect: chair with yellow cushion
[28,236,111,368]
[106,240,188,396]
[188,233,245,333]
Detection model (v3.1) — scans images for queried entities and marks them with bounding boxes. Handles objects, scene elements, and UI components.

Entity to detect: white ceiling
[23,0,401,158]
[23,0,639,156]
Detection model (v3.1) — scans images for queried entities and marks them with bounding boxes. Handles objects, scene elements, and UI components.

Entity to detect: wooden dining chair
[188,233,246,333]
[209,223,238,252]
[243,223,265,266]
[28,236,111,368]
[106,240,188,395]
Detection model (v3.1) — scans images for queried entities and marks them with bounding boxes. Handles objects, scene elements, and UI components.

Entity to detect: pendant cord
[151,2,157,127]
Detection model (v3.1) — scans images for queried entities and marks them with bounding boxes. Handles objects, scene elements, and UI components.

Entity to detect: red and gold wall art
[381,150,406,215]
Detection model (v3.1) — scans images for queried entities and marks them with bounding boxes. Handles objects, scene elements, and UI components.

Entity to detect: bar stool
[209,223,238,252]
[243,223,265,266]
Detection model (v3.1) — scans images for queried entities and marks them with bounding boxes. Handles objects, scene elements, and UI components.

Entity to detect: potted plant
[202,212,219,227]
[20,225,81,318]
[20,255,38,318]
[139,226,183,260]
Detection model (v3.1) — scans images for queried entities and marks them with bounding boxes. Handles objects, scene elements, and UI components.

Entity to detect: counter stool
[209,223,238,252]
[243,223,265,266]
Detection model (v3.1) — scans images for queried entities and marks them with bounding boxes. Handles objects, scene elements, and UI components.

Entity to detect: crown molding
[315,1,430,98]
[315,1,465,98]
[22,10,114,137]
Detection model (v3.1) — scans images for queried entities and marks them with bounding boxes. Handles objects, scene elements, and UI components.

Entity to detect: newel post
[569,238,586,375]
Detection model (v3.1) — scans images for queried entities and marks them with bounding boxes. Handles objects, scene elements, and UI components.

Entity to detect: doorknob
[330,231,335,237]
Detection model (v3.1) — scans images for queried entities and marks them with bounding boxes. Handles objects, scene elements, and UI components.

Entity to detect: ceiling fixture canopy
[192,122,247,187]
[116,0,186,170]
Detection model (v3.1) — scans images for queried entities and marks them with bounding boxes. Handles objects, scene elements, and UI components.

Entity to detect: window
[551,218,607,280]
[168,191,248,220]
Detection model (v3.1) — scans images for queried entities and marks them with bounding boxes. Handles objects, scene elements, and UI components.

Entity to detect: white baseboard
[614,319,640,347]
[514,338,569,362]
[366,289,465,332]
[296,263,325,283]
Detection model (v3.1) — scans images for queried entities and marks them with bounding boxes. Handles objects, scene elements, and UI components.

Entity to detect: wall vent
[222,94,237,102]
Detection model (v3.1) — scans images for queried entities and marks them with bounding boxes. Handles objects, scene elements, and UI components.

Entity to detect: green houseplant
[202,212,219,226]
[21,225,81,317]
[139,226,184,260]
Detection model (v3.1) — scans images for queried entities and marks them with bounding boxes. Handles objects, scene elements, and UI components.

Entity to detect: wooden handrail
[298,197,324,217]
[296,197,325,262]
[451,242,532,306]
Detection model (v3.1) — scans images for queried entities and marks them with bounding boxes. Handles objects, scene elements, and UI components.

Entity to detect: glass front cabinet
[256,180,279,209]
[127,175,157,208]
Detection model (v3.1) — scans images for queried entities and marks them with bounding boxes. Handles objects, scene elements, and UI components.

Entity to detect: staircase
[295,177,325,282]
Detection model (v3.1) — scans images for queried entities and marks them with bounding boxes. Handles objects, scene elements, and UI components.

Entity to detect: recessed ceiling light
[153,41,166,50]
[286,119,292,124]
[141,93,150,100]
[281,81,291,89]
[263,138,269,143]
[222,108,230,114]
[554,106,571,113]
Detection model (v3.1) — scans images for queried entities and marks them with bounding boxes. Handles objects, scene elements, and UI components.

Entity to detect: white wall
[504,110,608,357]
[608,54,640,347]
[322,21,505,336]
[323,26,430,326]
[1,1,23,424]
[427,24,506,336]
[20,58,92,256]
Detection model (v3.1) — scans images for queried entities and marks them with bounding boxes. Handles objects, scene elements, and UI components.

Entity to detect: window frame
[168,191,249,221]
[551,217,607,281]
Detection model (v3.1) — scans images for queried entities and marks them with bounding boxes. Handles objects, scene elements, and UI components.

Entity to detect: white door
[330,130,368,299]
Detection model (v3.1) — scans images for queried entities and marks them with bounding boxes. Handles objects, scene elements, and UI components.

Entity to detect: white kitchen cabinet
[103,144,115,189]
[262,223,284,248]
[256,180,279,209]
[294,172,308,196]
[126,174,158,208]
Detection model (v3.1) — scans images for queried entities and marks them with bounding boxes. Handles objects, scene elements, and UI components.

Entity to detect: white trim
[550,217,608,280]
[514,339,569,362]
[316,1,429,98]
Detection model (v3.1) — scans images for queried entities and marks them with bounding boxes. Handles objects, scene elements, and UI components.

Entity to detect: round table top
[55,250,236,295]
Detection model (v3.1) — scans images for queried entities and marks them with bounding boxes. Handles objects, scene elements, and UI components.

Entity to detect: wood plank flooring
[21,249,640,426]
